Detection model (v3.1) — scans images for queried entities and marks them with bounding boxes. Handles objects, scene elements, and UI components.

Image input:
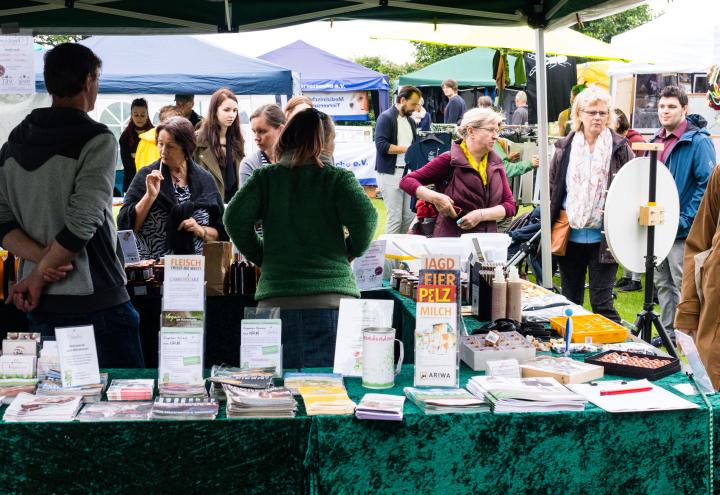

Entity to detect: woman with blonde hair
[194,88,245,203]
[224,108,377,368]
[549,86,633,322]
[400,107,516,237]
[284,95,313,121]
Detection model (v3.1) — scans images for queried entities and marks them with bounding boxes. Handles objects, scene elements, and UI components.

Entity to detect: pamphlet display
[117,230,141,264]
[414,255,460,387]
[240,317,282,377]
[159,312,204,387]
[351,239,387,291]
[162,255,205,312]
[55,325,101,388]
[333,299,394,377]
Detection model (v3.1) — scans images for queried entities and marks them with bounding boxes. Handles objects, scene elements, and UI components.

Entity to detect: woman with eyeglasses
[549,86,633,323]
[224,108,377,368]
[118,117,227,260]
[399,107,516,237]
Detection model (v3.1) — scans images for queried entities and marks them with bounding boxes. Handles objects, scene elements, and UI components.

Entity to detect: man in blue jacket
[651,85,716,343]
[374,85,421,234]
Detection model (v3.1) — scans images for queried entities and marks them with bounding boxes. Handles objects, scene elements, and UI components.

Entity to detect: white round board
[603,157,680,273]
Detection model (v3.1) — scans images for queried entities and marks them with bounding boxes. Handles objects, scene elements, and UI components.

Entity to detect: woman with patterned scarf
[549,86,634,322]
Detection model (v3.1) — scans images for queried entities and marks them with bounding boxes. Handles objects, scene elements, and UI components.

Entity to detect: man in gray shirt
[0,43,143,368]
[511,91,529,125]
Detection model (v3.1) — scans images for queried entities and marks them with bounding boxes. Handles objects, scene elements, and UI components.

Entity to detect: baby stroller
[506,207,557,288]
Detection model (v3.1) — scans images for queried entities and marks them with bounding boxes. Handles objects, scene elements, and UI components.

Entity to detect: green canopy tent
[0,0,645,287]
[399,48,517,87]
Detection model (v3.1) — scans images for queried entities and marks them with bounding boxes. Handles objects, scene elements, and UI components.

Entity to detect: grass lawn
[370,198,649,325]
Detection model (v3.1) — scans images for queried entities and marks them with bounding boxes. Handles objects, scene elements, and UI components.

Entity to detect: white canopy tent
[611,0,720,66]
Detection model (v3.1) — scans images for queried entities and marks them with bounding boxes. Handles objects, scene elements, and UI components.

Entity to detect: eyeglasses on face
[581,110,609,117]
[475,127,500,135]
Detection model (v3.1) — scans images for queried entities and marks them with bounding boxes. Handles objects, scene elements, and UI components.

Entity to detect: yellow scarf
[460,140,488,185]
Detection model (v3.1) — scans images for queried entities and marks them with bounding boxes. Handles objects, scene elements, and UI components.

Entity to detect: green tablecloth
[0,365,716,495]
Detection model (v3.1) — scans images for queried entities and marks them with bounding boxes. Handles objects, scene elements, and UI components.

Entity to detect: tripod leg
[650,312,678,359]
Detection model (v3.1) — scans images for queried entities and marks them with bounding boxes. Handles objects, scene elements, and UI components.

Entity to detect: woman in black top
[194,88,245,203]
[118,117,227,260]
[119,98,153,193]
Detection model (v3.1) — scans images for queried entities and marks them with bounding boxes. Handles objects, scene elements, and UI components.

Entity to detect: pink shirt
[656,119,688,164]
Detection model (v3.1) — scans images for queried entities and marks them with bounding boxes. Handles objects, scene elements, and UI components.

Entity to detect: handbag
[551,210,570,256]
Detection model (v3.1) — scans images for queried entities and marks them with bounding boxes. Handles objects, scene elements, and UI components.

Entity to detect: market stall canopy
[33,35,296,95]
[0,1,647,34]
[372,23,628,60]
[610,0,720,66]
[259,40,389,92]
[399,48,518,87]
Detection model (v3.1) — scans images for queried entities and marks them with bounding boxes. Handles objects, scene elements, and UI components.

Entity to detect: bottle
[228,253,238,294]
[491,266,507,321]
[243,261,257,295]
[3,251,16,301]
[0,250,6,301]
[506,266,523,323]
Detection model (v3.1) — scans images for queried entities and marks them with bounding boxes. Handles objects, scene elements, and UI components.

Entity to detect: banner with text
[306,91,370,120]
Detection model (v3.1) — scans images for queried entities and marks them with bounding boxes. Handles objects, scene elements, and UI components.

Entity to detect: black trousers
[557,241,620,323]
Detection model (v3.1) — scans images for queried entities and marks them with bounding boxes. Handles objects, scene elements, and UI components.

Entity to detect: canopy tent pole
[535,27,553,289]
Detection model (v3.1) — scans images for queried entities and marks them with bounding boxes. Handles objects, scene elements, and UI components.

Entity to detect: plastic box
[549,314,628,344]
[459,331,536,371]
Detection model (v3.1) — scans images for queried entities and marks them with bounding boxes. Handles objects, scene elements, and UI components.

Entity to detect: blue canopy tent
[259,40,389,121]
[34,35,295,95]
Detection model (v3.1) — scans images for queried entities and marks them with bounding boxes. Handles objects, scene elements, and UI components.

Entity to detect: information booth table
[0,288,718,494]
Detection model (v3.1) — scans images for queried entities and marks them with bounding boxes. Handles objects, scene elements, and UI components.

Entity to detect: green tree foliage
[410,41,473,68]
[352,55,419,90]
[34,35,87,47]
[571,5,655,44]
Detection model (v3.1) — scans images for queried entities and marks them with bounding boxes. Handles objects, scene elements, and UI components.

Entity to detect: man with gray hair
[511,91,529,125]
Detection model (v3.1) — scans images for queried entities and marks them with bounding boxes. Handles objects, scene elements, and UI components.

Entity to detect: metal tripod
[631,147,678,358]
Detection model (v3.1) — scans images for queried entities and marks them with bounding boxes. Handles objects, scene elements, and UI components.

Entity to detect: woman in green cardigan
[224,108,378,368]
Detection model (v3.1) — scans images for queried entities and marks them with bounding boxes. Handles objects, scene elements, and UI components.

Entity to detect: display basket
[549,314,628,344]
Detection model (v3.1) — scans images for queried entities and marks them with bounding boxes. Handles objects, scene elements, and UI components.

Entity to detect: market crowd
[2,43,720,388]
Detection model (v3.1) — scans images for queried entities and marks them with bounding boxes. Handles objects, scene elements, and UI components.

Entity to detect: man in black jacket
[374,85,421,234]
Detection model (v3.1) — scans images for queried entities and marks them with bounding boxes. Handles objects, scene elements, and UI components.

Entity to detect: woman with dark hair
[118,117,227,260]
[224,108,377,368]
[239,104,285,186]
[194,88,245,203]
[119,98,153,193]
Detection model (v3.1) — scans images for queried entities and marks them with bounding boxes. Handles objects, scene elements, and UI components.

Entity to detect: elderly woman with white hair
[549,86,633,323]
[400,107,516,237]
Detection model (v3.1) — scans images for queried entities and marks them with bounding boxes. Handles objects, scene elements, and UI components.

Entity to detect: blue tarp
[34,35,294,95]
[259,40,390,120]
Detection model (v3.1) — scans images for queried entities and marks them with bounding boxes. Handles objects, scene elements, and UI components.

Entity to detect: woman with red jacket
[399,107,516,237]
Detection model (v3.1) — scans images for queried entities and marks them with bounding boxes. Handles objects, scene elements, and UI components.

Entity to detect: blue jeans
[28,301,145,368]
[280,308,339,370]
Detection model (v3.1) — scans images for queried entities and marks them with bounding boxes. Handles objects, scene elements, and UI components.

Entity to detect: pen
[599,386,652,396]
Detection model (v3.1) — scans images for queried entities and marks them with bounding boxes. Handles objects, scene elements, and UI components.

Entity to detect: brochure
[240,319,282,377]
[117,230,141,264]
[78,401,153,422]
[468,375,586,413]
[567,379,700,413]
[333,299,395,377]
[106,379,154,401]
[162,255,205,312]
[55,325,100,388]
[159,312,204,387]
[4,393,82,422]
[351,239,387,290]
[355,393,405,421]
[403,387,488,414]
[414,255,461,387]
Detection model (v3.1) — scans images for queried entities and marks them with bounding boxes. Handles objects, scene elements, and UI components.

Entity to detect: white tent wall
[611,0,720,66]
[0,93,276,171]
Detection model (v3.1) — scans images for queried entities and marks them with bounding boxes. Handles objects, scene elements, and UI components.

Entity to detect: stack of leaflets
[283,372,344,395]
[0,354,38,404]
[403,387,489,415]
[467,375,587,413]
[3,392,83,422]
[77,401,153,422]
[37,340,59,380]
[149,396,218,420]
[157,383,207,398]
[207,367,275,399]
[36,371,108,403]
[298,385,356,416]
[223,385,297,418]
[355,394,406,421]
[106,379,154,401]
